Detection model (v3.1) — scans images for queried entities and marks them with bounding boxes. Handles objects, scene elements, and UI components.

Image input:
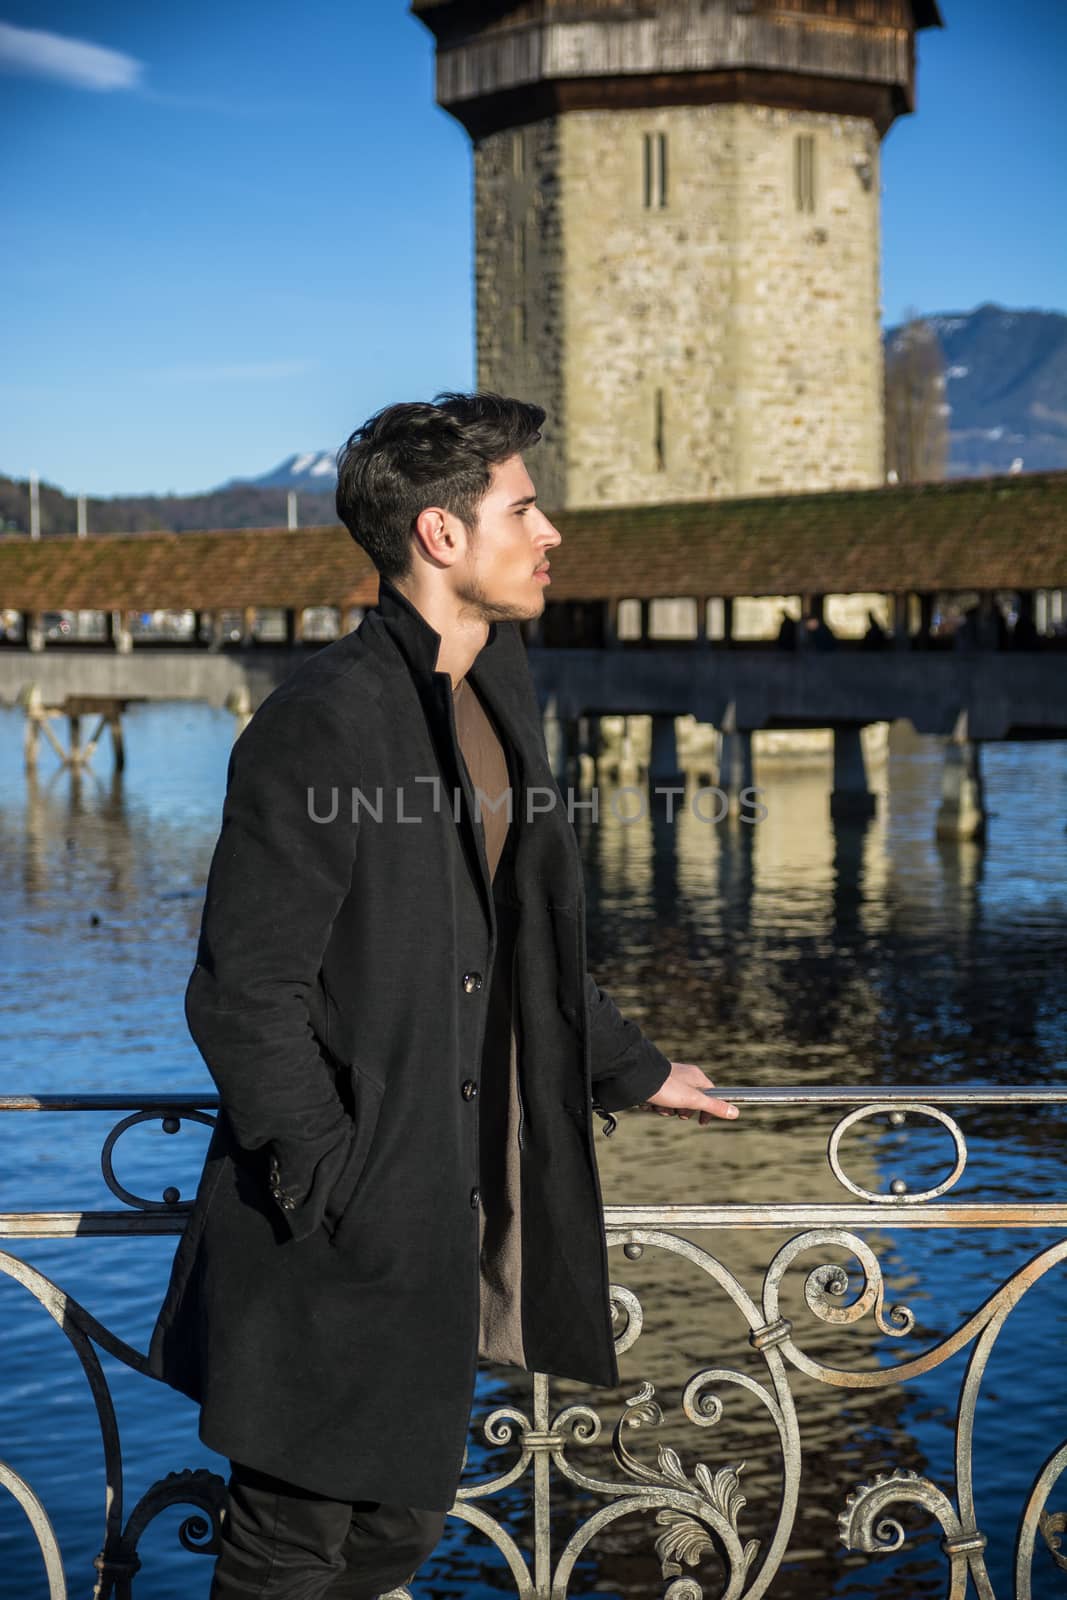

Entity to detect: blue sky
[1,0,1064,497]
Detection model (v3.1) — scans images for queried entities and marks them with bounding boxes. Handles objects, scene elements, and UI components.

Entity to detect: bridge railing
[1,1088,1065,1599]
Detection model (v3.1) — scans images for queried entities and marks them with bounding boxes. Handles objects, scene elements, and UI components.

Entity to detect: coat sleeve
[185,691,362,1242]
[584,973,672,1113]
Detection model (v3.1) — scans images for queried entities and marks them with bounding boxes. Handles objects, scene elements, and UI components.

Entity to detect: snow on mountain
[220,451,338,492]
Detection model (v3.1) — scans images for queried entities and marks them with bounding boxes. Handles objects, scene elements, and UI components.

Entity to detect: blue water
[1,704,1065,1598]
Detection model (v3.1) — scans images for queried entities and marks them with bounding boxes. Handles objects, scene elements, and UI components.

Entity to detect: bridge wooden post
[597,716,641,784]
[592,717,620,782]
[541,695,579,785]
[892,591,913,650]
[22,685,42,770]
[717,701,754,817]
[562,719,581,789]
[830,725,877,820]
[107,610,133,653]
[638,599,651,647]
[935,711,987,842]
[576,715,597,790]
[800,592,826,651]
[108,708,126,773]
[19,684,72,769]
[648,714,684,795]
[225,686,253,738]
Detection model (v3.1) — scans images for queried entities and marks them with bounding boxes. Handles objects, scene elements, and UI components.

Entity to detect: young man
[148,393,738,1599]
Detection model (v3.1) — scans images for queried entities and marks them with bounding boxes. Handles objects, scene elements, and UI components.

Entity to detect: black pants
[209,1461,446,1600]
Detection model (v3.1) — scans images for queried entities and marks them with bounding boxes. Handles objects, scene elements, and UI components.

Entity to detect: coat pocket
[322,1065,385,1245]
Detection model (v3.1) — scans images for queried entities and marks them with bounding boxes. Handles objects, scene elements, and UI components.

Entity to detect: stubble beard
[454,570,544,626]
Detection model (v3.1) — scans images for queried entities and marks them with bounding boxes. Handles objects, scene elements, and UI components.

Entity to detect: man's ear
[413,506,462,568]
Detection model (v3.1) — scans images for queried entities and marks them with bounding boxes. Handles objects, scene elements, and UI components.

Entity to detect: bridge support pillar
[717,704,754,817]
[936,715,986,842]
[599,716,641,784]
[830,726,877,820]
[108,710,126,773]
[19,689,132,773]
[576,715,597,789]
[542,698,580,787]
[22,685,42,770]
[225,686,253,739]
[648,714,684,791]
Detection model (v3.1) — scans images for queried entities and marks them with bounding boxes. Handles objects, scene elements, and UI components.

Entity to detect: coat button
[461,1080,478,1101]
[470,1186,481,1208]
[462,971,484,994]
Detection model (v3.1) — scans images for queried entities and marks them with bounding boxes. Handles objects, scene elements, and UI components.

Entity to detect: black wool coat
[148,577,671,1510]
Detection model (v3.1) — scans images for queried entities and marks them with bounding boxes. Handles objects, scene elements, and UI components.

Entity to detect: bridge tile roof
[1,471,1064,611]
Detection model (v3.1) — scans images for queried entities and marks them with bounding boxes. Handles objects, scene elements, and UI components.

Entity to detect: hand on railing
[641,1061,740,1126]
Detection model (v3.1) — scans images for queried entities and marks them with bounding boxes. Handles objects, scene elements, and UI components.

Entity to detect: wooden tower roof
[411,0,945,137]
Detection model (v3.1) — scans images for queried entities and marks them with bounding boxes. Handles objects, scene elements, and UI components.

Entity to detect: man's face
[452,454,561,623]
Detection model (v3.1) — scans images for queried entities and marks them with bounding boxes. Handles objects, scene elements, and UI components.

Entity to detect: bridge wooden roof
[1,471,1064,612]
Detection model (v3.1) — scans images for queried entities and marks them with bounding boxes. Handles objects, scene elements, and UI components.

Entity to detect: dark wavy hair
[335,391,546,581]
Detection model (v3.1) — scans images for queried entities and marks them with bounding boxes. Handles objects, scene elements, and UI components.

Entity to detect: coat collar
[369,574,581,934]
[374,575,499,688]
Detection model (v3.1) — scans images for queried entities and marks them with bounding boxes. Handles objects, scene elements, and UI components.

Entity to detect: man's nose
[540,515,562,548]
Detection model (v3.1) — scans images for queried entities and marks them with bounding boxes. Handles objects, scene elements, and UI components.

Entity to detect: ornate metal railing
[1,1088,1065,1599]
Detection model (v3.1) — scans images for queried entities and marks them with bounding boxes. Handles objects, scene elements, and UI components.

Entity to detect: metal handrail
[1,1087,1064,1598]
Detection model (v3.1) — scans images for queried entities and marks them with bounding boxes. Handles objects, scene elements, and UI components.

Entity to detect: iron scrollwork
[0,1249,226,1599]
[101,1107,216,1211]
[1,1088,1065,1594]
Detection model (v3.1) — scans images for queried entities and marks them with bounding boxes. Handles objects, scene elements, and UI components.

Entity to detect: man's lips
[534,564,551,583]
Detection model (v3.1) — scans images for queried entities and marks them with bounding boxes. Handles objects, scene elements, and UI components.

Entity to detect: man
[148,392,738,1599]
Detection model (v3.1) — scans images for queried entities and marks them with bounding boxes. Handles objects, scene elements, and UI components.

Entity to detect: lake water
[0,702,1064,1598]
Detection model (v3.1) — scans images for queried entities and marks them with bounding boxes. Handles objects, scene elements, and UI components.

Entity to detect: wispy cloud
[0,20,143,92]
[153,360,319,384]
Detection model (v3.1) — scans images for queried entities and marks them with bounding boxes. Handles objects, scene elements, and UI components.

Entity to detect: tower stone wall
[477,102,883,507]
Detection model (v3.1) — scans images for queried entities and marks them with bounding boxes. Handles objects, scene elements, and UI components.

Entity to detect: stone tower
[412,0,942,510]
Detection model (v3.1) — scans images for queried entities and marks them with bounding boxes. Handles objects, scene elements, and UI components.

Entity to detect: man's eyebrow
[508,494,537,508]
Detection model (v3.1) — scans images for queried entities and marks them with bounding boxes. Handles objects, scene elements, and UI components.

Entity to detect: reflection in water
[0,709,1065,1597]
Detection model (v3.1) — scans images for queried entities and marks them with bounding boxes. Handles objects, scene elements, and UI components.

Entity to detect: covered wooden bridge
[1,470,1065,836]
[1,468,1065,649]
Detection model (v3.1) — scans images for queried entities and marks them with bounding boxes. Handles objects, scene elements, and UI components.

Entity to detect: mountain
[886,304,1067,477]
[0,476,337,538]
[223,450,339,492]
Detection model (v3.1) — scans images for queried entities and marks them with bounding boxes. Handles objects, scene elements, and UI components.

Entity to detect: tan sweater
[452,676,527,1368]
